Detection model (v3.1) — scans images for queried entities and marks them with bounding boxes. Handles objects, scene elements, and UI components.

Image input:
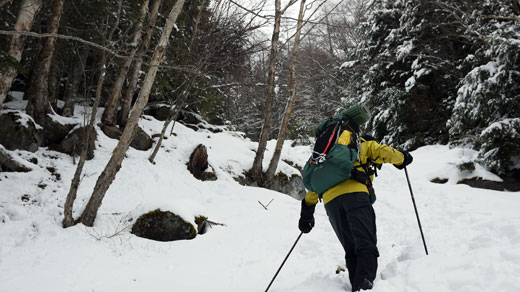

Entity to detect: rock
[177,109,204,125]
[131,209,197,242]
[455,162,520,192]
[100,124,153,151]
[198,123,223,134]
[236,171,306,200]
[131,127,153,151]
[99,124,122,139]
[199,166,218,181]
[184,124,200,132]
[0,110,43,152]
[187,144,217,181]
[188,144,208,174]
[269,172,306,200]
[457,177,505,191]
[431,177,448,184]
[178,110,223,133]
[39,115,76,146]
[48,126,97,160]
[502,169,520,192]
[4,93,14,103]
[144,102,171,121]
[0,146,32,172]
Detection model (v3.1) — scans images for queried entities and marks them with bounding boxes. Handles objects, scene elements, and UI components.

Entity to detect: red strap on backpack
[323,122,340,155]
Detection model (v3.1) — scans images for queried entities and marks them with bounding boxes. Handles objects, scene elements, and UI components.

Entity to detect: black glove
[298,199,316,233]
[394,150,413,170]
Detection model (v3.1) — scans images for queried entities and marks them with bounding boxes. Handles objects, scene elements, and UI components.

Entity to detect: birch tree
[63,0,124,228]
[147,0,260,163]
[119,0,162,127]
[101,0,150,126]
[25,0,65,121]
[0,0,42,106]
[80,0,186,227]
[250,0,298,183]
[265,0,306,183]
[148,0,208,164]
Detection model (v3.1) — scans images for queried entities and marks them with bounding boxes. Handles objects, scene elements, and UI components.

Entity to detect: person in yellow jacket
[298,105,413,292]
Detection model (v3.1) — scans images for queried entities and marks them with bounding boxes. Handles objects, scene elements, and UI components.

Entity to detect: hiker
[298,104,413,292]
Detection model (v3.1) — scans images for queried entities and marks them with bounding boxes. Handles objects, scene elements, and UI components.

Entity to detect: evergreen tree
[448,0,520,174]
[337,0,519,175]
[339,0,470,148]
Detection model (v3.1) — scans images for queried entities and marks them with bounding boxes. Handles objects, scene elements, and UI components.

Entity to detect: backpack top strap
[322,122,340,155]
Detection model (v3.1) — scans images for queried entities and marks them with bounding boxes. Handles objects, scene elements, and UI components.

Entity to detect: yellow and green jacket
[304,137,405,206]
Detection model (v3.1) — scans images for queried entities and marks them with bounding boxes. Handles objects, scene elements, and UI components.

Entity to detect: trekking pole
[404,167,429,255]
[265,231,303,292]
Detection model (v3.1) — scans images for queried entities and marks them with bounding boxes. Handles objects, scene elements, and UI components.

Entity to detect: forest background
[1,0,519,226]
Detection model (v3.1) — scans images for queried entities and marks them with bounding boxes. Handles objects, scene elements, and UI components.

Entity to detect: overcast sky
[225,0,345,39]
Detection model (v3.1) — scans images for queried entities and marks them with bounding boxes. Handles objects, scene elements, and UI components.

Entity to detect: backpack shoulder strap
[351,136,378,186]
[311,118,344,163]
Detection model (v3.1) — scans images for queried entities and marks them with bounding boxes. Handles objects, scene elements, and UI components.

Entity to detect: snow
[341,61,356,69]
[1,110,520,292]
[47,112,81,126]
[405,76,416,92]
[396,40,413,61]
[0,145,34,171]
[481,118,520,137]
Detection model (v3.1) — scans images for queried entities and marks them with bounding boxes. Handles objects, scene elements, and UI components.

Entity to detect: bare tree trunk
[119,0,162,128]
[265,0,306,183]
[63,53,107,228]
[190,0,206,50]
[80,0,186,227]
[102,0,150,126]
[0,0,42,106]
[148,75,198,164]
[148,0,207,163]
[250,0,283,183]
[147,103,178,164]
[48,52,62,110]
[62,48,87,117]
[25,0,64,121]
[324,12,335,59]
[62,0,124,228]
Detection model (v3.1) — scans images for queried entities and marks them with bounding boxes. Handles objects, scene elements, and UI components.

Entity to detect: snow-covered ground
[1,107,519,292]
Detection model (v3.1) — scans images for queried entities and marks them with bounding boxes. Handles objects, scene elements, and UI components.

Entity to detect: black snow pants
[324,192,379,292]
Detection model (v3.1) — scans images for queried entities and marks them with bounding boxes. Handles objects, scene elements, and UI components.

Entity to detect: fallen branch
[258,198,274,210]
[206,219,226,227]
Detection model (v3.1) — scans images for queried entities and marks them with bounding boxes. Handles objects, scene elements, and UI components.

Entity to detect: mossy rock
[131,209,197,242]
[431,177,448,184]
[457,162,476,172]
[457,177,505,191]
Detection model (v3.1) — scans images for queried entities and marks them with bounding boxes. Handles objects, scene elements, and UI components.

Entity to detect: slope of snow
[1,112,519,292]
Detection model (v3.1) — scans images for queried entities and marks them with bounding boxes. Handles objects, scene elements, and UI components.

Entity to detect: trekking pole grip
[404,167,429,255]
[265,231,304,292]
